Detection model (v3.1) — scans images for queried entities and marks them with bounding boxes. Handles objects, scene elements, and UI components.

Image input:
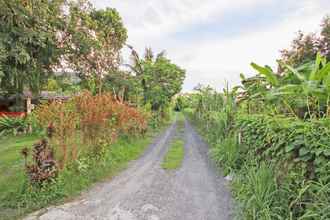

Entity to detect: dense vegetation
[0,0,185,109]
[2,1,329,219]
[184,17,330,220]
[0,0,185,219]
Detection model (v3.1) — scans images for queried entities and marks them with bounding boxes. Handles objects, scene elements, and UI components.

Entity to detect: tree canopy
[280,16,330,67]
[0,0,127,96]
[0,0,64,95]
[129,47,186,111]
[0,0,186,121]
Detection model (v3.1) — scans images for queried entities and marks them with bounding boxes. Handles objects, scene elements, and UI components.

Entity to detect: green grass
[0,135,40,196]
[162,139,185,170]
[161,112,185,170]
[0,128,163,220]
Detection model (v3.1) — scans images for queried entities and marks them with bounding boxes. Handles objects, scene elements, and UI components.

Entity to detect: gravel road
[25,119,233,220]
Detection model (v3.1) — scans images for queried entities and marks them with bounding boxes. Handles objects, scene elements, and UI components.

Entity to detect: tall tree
[63,0,127,93]
[128,47,186,112]
[0,0,128,96]
[280,15,330,67]
[0,0,64,96]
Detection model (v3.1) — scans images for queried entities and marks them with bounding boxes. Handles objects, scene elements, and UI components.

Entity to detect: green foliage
[0,0,128,96]
[236,115,330,182]
[45,79,60,92]
[0,128,159,220]
[0,0,184,219]
[142,56,185,111]
[0,116,28,136]
[103,70,142,102]
[128,47,186,117]
[189,104,330,219]
[162,139,184,170]
[0,134,40,219]
[239,53,330,119]
[210,134,240,176]
[183,15,330,220]
[65,3,128,92]
[250,63,279,87]
[162,114,185,170]
[233,163,278,220]
[0,0,64,95]
[187,72,330,219]
[174,95,189,112]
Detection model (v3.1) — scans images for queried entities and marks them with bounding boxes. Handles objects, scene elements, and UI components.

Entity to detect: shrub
[74,91,147,144]
[222,114,330,218]
[0,115,28,136]
[21,139,58,185]
[210,134,240,176]
[189,108,330,219]
[34,100,79,168]
[33,91,148,169]
[236,115,330,182]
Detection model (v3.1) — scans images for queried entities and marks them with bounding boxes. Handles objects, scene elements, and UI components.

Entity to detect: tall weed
[32,91,147,172]
[210,134,240,175]
[233,163,279,220]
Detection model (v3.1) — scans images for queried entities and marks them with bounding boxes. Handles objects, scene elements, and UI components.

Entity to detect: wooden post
[26,96,33,133]
[238,131,242,145]
[26,96,32,115]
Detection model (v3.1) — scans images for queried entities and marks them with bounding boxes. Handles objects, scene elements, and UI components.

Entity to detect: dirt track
[25,119,233,220]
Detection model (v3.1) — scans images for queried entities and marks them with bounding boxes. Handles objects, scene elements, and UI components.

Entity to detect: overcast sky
[91,0,330,91]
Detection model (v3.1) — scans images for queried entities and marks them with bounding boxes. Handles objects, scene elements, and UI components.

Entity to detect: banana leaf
[250,63,279,86]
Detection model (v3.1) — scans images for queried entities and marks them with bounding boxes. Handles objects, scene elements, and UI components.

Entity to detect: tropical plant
[238,53,330,118]
[127,47,186,116]
[276,52,330,118]
[0,115,27,136]
[183,15,330,220]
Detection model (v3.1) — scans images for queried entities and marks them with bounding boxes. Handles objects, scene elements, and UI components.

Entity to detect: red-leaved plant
[33,91,147,169]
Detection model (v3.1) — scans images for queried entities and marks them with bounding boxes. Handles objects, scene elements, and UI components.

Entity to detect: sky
[91,0,330,91]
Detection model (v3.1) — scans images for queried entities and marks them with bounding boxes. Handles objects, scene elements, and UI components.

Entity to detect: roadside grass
[161,139,184,170]
[0,128,163,220]
[161,112,185,170]
[0,135,40,205]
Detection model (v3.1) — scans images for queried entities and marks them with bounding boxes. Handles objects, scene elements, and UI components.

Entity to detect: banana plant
[276,53,330,118]
[245,53,330,118]
[250,63,279,87]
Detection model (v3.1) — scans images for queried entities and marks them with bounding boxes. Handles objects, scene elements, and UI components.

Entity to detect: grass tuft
[162,139,184,170]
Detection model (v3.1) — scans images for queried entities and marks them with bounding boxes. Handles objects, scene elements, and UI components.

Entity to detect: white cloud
[95,0,270,36]
[91,0,330,91]
[177,0,330,90]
